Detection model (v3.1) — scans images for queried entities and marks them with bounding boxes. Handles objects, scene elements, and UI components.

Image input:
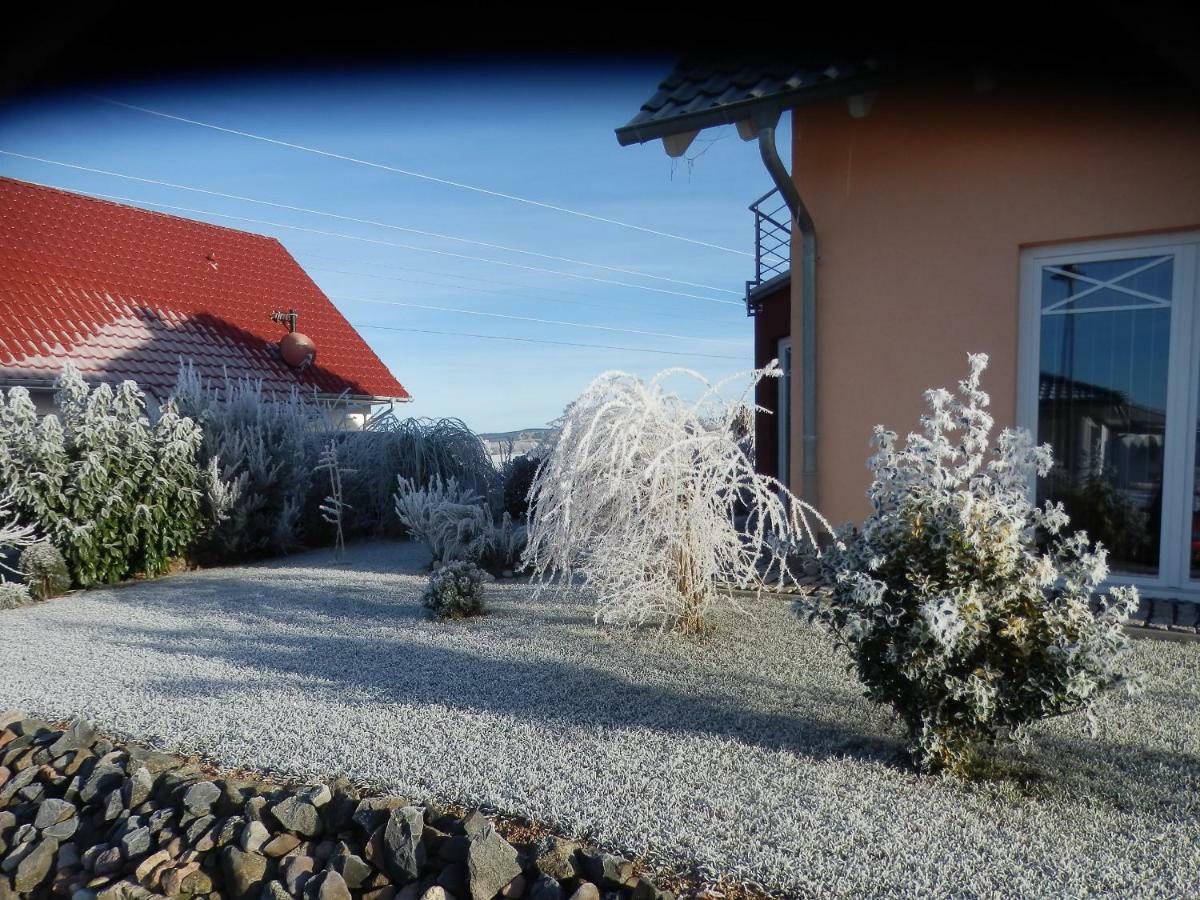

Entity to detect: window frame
[1017,231,1200,598]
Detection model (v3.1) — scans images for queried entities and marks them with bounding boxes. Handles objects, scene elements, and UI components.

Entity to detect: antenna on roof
[271,308,316,369]
[271,308,299,333]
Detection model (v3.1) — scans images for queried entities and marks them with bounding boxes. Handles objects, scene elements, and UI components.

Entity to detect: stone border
[0,713,698,900]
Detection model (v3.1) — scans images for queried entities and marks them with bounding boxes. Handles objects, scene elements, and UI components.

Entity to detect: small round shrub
[422,561,488,619]
[0,581,33,610]
[807,354,1140,777]
[19,541,71,600]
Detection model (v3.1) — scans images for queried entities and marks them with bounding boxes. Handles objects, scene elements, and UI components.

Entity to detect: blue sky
[0,65,786,432]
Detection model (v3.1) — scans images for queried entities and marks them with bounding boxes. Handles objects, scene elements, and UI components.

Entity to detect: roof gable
[0,176,410,402]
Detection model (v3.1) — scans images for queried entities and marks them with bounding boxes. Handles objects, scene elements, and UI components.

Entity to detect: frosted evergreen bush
[806,354,1140,776]
[394,475,527,572]
[339,414,495,536]
[500,452,542,522]
[173,365,316,558]
[422,560,488,619]
[0,581,32,610]
[525,365,829,634]
[18,541,70,600]
[0,366,204,586]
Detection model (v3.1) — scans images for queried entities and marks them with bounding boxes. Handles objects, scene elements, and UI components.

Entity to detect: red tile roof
[0,176,410,402]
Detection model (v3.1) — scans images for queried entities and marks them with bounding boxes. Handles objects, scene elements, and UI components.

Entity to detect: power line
[341,296,743,345]
[0,150,740,296]
[354,323,744,360]
[57,184,740,306]
[301,262,723,323]
[93,96,753,257]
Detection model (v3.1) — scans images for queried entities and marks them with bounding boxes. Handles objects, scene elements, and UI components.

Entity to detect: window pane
[1037,259,1173,576]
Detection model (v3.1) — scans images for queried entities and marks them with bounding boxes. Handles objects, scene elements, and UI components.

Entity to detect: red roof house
[0,176,410,413]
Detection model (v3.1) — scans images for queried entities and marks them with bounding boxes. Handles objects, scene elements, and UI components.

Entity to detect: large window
[1020,234,1200,595]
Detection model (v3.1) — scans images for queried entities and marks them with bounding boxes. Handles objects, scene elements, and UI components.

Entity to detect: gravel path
[2,542,1198,898]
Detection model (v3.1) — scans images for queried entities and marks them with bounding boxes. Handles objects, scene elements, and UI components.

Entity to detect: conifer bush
[0,366,204,586]
[806,354,1140,776]
[422,560,488,619]
[173,366,316,558]
[18,541,70,600]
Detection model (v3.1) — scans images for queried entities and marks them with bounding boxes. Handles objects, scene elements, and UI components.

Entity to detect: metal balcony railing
[745,188,791,316]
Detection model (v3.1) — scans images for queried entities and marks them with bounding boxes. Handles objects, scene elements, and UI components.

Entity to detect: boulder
[334,851,372,889]
[241,820,270,853]
[580,853,632,890]
[270,796,321,837]
[353,797,409,836]
[531,837,580,881]
[34,798,76,829]
[315,869,353,900]
[566,884,599,900]
[123,769,153,809]
[181,781,221,816]
[262,833,301,858]
[48,720,98,756]
[466,824,521,900]
[14,837,58,893]
[527,874,563,900]
[382,806,425,883]
[221,847,270,900]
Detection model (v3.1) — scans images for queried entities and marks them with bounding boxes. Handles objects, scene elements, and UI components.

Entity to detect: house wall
[789,84,1200,526]
[753,282,791,479]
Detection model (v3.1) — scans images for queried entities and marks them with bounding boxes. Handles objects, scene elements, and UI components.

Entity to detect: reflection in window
[1037,256,1172,576]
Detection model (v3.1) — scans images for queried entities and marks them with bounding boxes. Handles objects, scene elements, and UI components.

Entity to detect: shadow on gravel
[59,575,902,767]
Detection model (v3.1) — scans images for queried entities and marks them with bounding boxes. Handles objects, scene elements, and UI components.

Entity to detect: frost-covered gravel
[2,541,1198,898]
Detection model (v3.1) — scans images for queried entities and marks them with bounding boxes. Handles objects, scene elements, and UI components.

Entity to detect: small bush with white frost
[422,560,488,619]
[524,365,830,634]
[394,475,527,573]
[18,541,70,600]
[806,353,1140,776]
[0,581,32,610]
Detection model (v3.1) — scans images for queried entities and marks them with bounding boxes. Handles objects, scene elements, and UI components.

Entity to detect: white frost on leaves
[809,353,1141,774]
[524,364,832,633]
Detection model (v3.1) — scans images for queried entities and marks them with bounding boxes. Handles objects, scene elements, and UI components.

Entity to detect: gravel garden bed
[1,541,1198,898]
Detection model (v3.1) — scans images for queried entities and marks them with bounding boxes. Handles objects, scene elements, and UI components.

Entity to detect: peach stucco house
[618,40,1200,602]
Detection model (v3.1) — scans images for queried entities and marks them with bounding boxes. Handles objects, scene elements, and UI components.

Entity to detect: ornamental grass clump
[525,365,829,635]
[422,560,488,619]
[807,353,1140,776]
[18,541,70,601]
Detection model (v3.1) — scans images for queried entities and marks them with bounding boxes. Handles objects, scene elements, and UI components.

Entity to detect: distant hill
[479,428,554,467]
[478,428,554,442]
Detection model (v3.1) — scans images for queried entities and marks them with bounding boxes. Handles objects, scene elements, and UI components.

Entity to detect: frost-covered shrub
[500,452,542,522]
[0,366,204,586]
[422,560,488,619]
[173,365,316,559]
[807,354,1140,776]
[525,365,829,634]
[335,416,496,538]
[0,581,32,610]
[394,475,483,558]
[18,541,70,600]
[394,475,527,572]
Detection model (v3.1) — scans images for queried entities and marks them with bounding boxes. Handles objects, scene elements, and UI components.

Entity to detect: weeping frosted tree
[524,365,830,634]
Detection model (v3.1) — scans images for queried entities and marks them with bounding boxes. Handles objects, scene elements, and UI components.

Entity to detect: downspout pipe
[755,114,818,507]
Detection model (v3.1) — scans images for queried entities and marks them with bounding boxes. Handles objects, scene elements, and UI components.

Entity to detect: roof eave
[614,71,889,146]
